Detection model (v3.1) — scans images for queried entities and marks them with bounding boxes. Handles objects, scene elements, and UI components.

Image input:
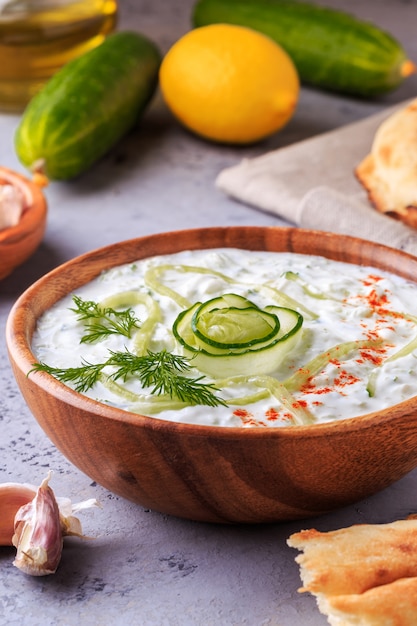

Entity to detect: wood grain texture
[6,226,417,523]
[0,167,47,280]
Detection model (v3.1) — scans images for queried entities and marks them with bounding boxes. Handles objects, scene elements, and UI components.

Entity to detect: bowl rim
[6,224,417,438]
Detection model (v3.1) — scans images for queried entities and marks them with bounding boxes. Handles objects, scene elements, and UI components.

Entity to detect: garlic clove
[1,472,101,576]
[57,496,101,537]
[0,482,37,546]
[0,183,25,230]
[12,472,63,576]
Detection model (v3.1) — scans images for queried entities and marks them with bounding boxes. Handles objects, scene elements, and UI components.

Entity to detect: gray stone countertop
[1,1,417,624]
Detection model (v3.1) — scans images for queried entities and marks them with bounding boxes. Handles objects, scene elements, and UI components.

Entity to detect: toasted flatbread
[287,519,417,596]
[319,577,417,626]
[287,519,417,626]
[355,98,417,229]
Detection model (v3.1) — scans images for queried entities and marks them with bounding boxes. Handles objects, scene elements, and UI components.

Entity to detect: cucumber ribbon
[173,293,303,378]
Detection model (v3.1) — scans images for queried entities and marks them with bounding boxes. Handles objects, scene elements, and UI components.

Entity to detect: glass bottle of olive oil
[0,0,118,111]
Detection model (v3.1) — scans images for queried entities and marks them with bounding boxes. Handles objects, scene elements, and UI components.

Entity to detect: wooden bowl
[0,167,47,281]
[6,226,417,523]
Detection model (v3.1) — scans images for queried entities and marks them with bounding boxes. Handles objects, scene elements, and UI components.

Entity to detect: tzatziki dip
[31,248,417,427]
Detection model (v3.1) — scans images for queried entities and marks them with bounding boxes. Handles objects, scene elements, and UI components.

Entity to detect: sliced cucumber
[191,293,280,350]
[173,294,303,378]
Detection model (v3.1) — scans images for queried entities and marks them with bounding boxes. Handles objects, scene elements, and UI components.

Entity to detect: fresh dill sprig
[108,349,226,407]
[30,349,226,408]
[29,360,106,393]
[70,294,140,343]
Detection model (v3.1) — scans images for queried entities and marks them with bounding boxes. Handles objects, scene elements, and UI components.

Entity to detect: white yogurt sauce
[32,248,417,427]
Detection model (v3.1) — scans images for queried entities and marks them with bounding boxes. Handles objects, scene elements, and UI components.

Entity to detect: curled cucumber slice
[173,293,303,378]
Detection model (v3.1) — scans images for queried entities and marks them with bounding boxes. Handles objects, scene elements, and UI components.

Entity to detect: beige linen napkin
[297,186,417,255]
[216,100,417,256]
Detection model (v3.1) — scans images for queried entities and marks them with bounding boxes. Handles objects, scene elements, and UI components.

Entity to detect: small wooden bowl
[6,226,417,523]
[0,167,47,281]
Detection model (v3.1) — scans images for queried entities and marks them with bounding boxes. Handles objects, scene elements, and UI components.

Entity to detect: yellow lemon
[159,23,299,144]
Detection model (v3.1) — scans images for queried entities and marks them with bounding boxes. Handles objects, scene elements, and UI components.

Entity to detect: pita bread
[287,519,417,625]
[319,577,417,626]
[355,98,417,229]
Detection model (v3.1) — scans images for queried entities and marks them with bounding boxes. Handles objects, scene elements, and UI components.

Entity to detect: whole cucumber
[15,31,161,180]
[192,0,416,98]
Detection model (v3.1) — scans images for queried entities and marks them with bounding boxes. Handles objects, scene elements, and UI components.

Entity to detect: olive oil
[0,0,118,111]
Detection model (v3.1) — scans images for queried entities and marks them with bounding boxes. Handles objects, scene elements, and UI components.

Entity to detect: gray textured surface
[1,1,417,624]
